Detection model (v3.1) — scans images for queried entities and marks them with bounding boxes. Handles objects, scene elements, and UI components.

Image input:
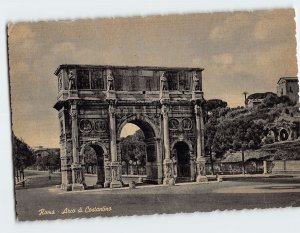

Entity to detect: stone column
[155,138,163,184]
[58,108,70,190]
[162,104,175,185]
[108,103,122,188]
[195,104,208,182]
[70,103,84,191]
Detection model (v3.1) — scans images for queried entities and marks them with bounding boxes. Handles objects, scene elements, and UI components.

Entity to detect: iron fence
[122,164,147,175]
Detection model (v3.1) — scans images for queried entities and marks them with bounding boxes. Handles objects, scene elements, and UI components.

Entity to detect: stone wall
[205,160,273,175]
[272,160,300,173]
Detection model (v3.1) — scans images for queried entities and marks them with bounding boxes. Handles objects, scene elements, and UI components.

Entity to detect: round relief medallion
[169,119,179,130]
[94,120,108,132]
[182,118,192,130]
[79,119,93,132]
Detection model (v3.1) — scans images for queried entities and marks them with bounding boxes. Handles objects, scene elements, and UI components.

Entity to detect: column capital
[161,104,169,117]
[194,104,204,116]
[70,102,78,119]
[70,110,77,120]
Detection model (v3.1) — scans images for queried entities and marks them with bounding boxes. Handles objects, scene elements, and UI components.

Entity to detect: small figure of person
[107,69,114,91]
[68,71,76,90]
[160,72,168,91]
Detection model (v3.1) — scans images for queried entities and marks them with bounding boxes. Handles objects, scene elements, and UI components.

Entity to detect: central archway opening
[172,141,191,181]
[118,120,158,185]
[120,125,146,176]
[83,144,105,187]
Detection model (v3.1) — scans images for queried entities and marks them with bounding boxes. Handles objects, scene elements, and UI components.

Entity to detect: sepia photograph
[7,6,300,222]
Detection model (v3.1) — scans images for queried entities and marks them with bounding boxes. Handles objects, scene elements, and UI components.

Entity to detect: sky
[8,9,297,148]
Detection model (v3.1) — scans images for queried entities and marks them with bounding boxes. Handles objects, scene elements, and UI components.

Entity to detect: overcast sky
[8,9,297,148]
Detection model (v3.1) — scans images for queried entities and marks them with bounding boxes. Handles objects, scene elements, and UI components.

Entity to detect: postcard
[8,8,300,221]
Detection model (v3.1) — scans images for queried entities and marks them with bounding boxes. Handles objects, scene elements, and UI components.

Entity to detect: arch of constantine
[53,64,207,191]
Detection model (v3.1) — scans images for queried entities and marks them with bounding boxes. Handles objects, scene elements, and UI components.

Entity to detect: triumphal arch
[53,64,207,191]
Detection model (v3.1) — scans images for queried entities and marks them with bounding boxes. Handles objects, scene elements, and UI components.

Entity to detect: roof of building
[277,77,298,84]
[33,147,60,153]
[247,92,277,100]
[54,64,204,76]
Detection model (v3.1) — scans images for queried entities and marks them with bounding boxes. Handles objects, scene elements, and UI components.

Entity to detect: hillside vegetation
[204,95,300,161]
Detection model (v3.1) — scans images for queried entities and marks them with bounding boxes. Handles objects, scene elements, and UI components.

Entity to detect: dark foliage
[120,129,146,165]
[12,133,35,181]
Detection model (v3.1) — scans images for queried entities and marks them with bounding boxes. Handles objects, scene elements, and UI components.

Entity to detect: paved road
[15,173,300,221]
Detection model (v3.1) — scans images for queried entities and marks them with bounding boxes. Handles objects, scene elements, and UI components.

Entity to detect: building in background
[33,146,60,171]
[277,77,299,104]
[33,146,60,158]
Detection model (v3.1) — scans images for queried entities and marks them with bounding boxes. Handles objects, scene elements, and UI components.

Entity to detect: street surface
[15,171,300,221]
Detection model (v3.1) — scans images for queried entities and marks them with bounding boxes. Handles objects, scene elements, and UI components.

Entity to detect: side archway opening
[81,143,106,187]
[172,141,191,182]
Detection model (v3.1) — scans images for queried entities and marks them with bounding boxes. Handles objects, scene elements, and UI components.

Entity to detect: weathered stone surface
[196,176,209,183]
[53,65,207,190]
[72,183,84,191]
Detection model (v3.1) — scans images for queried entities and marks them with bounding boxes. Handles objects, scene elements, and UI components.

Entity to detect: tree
[204,119,218,174]
[278,95,293,106]
[34,149,60,173]
[84,146,97,174]
[203,95,298,174]
[203,99,230,174]
[12,133,35,183]
[120,129,146,166]
[35,155,45,170]
[212,115,264,173]
[48,150,61,172]
[204,99,228,121]
[205,99,228,111]
[261,93,280,108]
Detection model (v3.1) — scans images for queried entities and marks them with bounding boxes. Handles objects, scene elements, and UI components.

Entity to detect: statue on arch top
[160,72,168,91]
[192,72,201,91]
[107,69,114,91]
[68,70,76,90]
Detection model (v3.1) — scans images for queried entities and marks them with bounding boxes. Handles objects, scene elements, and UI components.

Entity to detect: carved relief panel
[168,117,196,144]
[169,117,194,132]
[78,118,109,139]
[65,140,73,159]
